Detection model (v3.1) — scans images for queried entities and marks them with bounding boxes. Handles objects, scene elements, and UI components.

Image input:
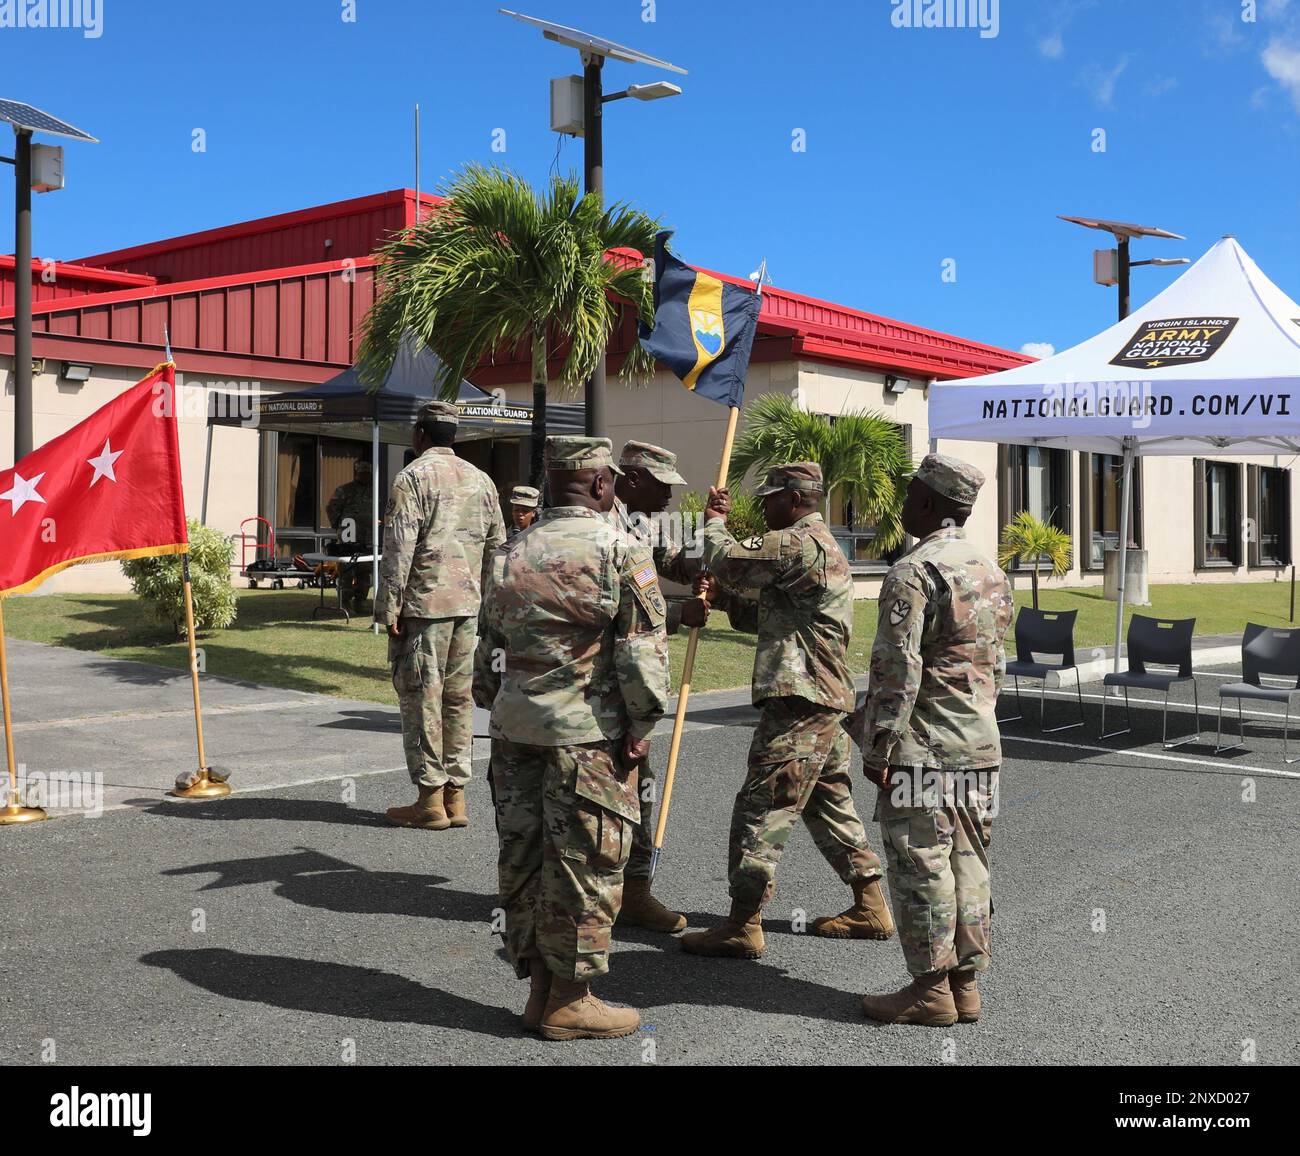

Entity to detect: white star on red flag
[87,438,125,487]
[0,472,46,515]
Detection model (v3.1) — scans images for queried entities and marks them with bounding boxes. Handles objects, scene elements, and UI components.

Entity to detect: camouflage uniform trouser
[390,616,476,790]
[874,767,997,977]
[729,696,882,910]
[491,737,641,982]
[626,759,657,880]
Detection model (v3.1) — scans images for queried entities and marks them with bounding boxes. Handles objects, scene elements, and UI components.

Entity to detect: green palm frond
[997,510,1073,576]
[726,393,911,555]
[356,164,660,399]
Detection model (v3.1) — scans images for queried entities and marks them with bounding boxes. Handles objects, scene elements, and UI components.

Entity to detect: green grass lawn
[3,578,1295,703]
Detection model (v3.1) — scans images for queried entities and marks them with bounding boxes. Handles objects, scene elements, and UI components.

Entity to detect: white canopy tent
[929,236,1300,670]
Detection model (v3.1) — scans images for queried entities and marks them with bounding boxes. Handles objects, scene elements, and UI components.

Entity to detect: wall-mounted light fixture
[60,362,92,383]
[885,375,911,395]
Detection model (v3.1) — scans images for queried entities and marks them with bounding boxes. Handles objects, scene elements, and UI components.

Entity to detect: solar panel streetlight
[502,10,686,437]
[1058,215,1187,321]
[0,100,98,461]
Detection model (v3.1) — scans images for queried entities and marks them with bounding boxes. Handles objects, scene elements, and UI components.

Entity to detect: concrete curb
[1040,644,1241,688]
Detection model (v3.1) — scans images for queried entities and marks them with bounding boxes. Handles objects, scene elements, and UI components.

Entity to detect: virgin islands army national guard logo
[1109,316,1239,369]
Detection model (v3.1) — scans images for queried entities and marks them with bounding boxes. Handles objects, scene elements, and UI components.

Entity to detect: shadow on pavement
[318,710,402,733]
[139,947,521,1039]
[162,846,496,924]
[149,798,392,827]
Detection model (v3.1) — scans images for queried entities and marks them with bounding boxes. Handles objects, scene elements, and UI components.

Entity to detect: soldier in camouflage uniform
[508,484,540,539]
[374,401,506,832]
[474,437,669,1040]
[854,453,1013,1027]
[609,440,708,935]
[681,462,894,960]
[326,458,375,614]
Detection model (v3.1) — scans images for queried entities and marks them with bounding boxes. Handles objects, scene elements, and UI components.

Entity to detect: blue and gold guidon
[637,232,761,408]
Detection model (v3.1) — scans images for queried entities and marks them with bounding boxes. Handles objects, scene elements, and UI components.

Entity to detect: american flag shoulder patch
[632,560,658,590]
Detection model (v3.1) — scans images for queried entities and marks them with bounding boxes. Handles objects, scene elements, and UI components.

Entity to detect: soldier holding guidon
[682,461,894,959]
[853,453,1013,1027]
[474,436,669,1040]
[609,439,715,934]
[375,401,506,832]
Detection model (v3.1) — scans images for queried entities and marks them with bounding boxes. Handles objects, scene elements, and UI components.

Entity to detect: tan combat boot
[617,877,687,934]
[385,786,450,830]
[538,978,641,1041]
[809,878,896,940]
[860,971,958,1026]
[443,785,468,829]
[948,968,980,1023]
[521,958,553,1033]
[679,899,765,959]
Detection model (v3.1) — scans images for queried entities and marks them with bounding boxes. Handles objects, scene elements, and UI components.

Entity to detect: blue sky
[3,0,1299,356]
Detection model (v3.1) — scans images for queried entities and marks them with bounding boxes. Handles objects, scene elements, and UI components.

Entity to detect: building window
[1079,453,1142,570]
[998,445,1072,570]
[1248,465,1291,567]
[1194,459,1242,567]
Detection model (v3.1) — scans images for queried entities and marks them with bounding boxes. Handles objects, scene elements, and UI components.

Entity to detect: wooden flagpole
[0,600,48,824]
[649,260,766,877]
[166,357,229,801]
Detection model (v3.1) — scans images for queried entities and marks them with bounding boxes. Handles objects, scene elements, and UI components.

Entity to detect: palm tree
[998,510,1072,608]
[356,164,659,485]
[726,392,910,556]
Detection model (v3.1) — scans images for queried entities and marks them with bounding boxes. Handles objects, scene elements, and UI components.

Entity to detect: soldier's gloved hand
[679,597,709,629]
[704,486,731,521]
[620,732,651,770]
[693,573,720,604]
[387,621,404,640]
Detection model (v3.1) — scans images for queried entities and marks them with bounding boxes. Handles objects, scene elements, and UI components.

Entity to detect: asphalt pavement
[0,642,1296,1066]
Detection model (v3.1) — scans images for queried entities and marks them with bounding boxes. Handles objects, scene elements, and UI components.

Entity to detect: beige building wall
[7,355,1297,601]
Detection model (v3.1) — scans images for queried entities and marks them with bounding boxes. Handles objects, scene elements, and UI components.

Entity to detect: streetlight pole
[583,53,606,436]
[1116,234,1130,321]
[13,129,32,460]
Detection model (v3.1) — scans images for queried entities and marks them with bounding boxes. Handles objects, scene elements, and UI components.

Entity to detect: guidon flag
[0,363,189,596]
[637,232,762,409]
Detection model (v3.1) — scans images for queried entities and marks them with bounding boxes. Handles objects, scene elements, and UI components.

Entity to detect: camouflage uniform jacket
[373,447,506,627]
[326,480,375,546]
[702,512,855,713]
[474,506,670,746]
[612,497,704,634]
[857,526,1013,772]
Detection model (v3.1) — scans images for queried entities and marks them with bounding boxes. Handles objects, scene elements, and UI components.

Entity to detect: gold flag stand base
[0,803,50,825]
[166,771,231,801]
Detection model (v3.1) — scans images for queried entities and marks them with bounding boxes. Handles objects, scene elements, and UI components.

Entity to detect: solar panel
[500,9,687,74]
[1058,215,1184,241]
[0,99,98,142]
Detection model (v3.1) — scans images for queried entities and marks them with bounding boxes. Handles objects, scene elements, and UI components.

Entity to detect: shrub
[997,510,1072,608]
[122,520,237,638]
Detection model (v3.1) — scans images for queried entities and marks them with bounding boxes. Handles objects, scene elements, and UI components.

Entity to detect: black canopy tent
[203,336,583,599]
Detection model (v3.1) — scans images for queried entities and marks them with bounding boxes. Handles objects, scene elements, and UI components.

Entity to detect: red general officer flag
[0,363,189,596]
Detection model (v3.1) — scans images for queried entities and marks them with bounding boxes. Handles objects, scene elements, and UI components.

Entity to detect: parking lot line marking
[1002,733,1300,778]
[1038,687,1294,724]
[5,699,333,733]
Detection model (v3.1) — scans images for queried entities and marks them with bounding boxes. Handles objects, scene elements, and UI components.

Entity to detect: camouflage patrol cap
[417,400,459,427]
[510,484,541,509]
[620,440,688,486]
[915,453,985,505]
[544,435,624,475]
[754,461,824,497]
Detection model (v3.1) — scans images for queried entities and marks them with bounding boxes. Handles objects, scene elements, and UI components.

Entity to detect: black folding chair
[1214,622,1300,763]
[999,607,1084,733]
[1101,614,1200,748]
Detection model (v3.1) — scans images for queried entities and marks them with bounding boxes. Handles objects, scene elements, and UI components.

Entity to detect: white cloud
[1081,56,1131,107]
[1264,0,1292,17]
[1144,76,1179,97]
[1263,37,1300,113]
[1021,342,1056,360]
[1039,34,1064,59]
